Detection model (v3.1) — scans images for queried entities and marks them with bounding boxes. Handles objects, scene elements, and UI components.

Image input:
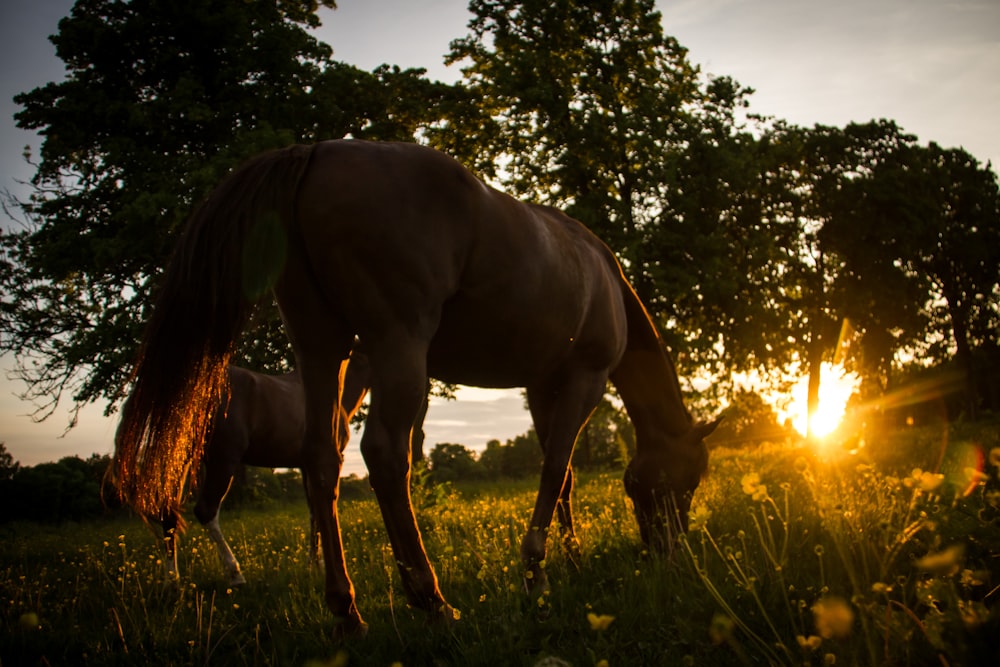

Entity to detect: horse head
[624,417,720,552]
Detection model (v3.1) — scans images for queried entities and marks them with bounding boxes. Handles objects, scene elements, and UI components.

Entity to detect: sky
[1,0,998,473]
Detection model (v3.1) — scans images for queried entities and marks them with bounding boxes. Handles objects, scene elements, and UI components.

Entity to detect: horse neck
[610,287,693,445]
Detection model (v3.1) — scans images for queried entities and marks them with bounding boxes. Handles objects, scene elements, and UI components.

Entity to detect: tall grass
[2,424,998,666]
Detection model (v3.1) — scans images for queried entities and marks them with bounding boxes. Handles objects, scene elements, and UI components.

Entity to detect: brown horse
[112,140,718,636]
[152,359,370,586]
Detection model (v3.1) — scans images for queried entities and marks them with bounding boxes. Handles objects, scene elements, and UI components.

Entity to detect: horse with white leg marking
[149,357,370,586]
[111,140,718,637]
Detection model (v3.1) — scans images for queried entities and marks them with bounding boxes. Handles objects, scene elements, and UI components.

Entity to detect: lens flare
[781,363,860,439]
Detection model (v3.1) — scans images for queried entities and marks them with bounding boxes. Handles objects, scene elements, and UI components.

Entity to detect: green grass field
[3,424,999,666]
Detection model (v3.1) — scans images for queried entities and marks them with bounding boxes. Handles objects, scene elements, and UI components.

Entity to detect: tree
[478,430,542,479]
[0,443,19,481]
[1,0,452,427]
[444,0,802,396]
[898,144,1000,416]
[428,442,479,482]
[711,389,789,448]
[573,394,633,469]
[445,0,700,303]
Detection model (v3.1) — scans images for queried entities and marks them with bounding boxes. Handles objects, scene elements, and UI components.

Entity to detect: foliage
[710,388,791,449]
[0,448,313,524]
[0,0,454,426]
[0,452,119,523]
[0,442,19,481]
[2,426,998,665]
[1,0,998,445]
[428,442,481,483]
[478,430,544,479]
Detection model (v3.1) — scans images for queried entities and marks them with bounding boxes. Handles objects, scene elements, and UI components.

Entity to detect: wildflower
[823,654,836,665]
[796,634,822,650]
[915,544,964,576]
[741,473,761,495]
[708,612,734,644]
[905,468,945,492]
[587,612,615,631]
[871,582,890,595]
[812,596,854,639]
[958,600,989,629]
[596,661,609,667]
[688,503,711,531]
[960,569,985,587]
[752,484,769,502]
[918,471,945,492]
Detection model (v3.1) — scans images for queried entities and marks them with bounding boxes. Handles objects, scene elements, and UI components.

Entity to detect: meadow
[2,423,998,666]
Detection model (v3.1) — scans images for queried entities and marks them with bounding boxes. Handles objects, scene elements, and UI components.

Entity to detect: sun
[780,363,860,439]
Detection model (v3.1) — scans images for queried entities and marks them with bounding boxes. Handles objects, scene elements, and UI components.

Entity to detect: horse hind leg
[361,336,456,624]
[159,508,183,581]
[278,288,365,637]
[203,513,246,587]
[194,466,245,586]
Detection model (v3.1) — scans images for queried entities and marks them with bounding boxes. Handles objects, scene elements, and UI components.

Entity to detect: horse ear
[692,416,723,442]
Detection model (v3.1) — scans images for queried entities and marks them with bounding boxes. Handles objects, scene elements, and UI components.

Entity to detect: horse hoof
[430,603,461,629]
[331,615,368,640]
[229,573,247,587]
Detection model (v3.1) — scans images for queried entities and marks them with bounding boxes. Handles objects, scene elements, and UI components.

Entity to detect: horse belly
[426,292,598,389]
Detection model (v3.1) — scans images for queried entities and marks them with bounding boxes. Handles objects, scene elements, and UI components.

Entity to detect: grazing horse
[151,359,370,586]
[112,140,718,636]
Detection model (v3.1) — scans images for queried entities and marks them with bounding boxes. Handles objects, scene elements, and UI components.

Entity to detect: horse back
[291,140,630,388]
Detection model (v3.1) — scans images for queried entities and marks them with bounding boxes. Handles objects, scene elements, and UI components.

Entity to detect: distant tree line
[0,444,120,523]
[1,0,997,446]
[0,442,310,523]
[1,377,792,521]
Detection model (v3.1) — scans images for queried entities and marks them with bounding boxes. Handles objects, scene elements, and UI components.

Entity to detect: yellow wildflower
[812,596,854,639]
[796,634,822,650]
[688,503,712,531]
[918,471,945,492]
[741,472,761,495]
[708,612,734,644]
[587,612,615,631]
[915,544,964,576]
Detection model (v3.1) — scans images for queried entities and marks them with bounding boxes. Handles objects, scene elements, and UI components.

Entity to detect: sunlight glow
[780,363,860,439]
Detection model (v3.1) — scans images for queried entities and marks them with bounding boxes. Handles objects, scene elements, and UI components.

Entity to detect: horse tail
[112,144,315,516]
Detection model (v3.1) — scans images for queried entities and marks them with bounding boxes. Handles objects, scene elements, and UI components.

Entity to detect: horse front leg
[361,346,456,624]
[555,466,582,564]
[522,375,606,593]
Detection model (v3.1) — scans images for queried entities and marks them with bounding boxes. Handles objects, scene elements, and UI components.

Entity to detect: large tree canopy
[2,0,998,434]
[1,0,452,424]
